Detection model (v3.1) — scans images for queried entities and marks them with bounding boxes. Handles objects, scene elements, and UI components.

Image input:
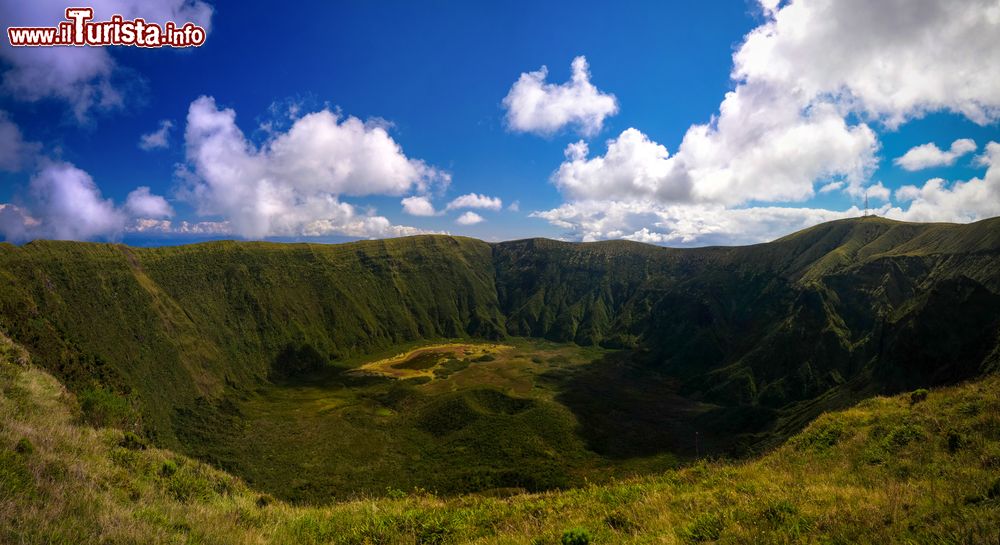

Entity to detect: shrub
[988,478,1000,500]
[910,389,929,405]
[119,431,147,450]
[946,430,965,453]
[166,470,215,503]
[14,437,33,455]
[255,494,273,508]
[561,527,591,545]
[793,416,848,451]
[78,386,135,429]
[160,459,178,477]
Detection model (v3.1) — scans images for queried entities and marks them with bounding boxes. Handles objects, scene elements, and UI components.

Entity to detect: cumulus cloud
[553,98,878,207]
[445,193,502,211]
[894,139,977,171]
[401,195,437,216]
[858,181,890,202]
[536,142,1000,245]
[179,96,445,238]
[887,141,1000,222]
[129,218,231,235]
[0,161,126,242]
[532,200,862,246]
[0,0,213,122]
[736,0,1000,127]
[455,211,484,225]
[533,0,1000,245]
[502,56,618,136]
[139,120,174,150]
[125,186,174,218]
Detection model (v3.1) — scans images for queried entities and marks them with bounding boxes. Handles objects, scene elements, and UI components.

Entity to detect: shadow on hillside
[543,351,778,459]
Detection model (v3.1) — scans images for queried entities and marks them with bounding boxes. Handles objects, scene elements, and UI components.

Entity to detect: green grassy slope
[0,216,997,483]
[2,333,998,544]
[0,235,505,446]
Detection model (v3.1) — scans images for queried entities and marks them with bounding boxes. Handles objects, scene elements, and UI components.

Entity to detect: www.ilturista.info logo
[7,7,206,48]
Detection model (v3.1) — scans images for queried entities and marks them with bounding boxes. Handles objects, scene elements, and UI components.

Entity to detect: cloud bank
[533,0,1000,246]
[177,96,446,239]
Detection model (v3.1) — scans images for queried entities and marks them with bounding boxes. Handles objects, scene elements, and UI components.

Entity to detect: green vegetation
[1,333,998,544]
[0,216,998,539]
[0,217,994,455]
[175,339,679,503]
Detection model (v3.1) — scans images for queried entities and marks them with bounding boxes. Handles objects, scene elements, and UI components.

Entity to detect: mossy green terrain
[2,333,998,544]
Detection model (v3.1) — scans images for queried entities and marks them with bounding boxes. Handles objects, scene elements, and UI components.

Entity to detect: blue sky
[1,0,998,246]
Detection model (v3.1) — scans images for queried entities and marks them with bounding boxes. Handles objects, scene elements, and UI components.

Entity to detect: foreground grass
[1,335,999,544]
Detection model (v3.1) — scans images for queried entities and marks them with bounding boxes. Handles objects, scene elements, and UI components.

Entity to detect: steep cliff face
[493,217,1000,409]
[0,216,998,447]
[0,235,505,445]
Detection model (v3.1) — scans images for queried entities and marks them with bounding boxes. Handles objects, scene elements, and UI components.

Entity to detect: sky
[0,0,999,247]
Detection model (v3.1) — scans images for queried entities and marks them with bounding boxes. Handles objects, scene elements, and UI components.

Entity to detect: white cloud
[819,181,844,194]
[535,142,1000,246]
[553,100,878,207]
[861,181,890,202]
[139,120,174,150]
[533,0,1000,245]
[532,200,862,246]
[125,186,173,218]
[553,131,683,202]
[455,211,484,225]
[129,218,231,235]
[738,0,1000,127]
[401,195,437,216]
[0,161,126,242]
[507,201,520,212]
[179,96,444,238]
[0,0,213,122]
[893,139,977,171]
[887,141,1000,222]
[502,56,618,136]
[446,193,502,211]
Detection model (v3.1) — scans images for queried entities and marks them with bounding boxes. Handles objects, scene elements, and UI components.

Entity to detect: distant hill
[0,216,998,455]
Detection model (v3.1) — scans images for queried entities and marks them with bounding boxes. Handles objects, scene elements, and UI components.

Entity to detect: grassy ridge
[2,333,998,544]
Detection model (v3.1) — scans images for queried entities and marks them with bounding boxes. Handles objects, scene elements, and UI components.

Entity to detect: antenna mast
[863,190,869,217]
